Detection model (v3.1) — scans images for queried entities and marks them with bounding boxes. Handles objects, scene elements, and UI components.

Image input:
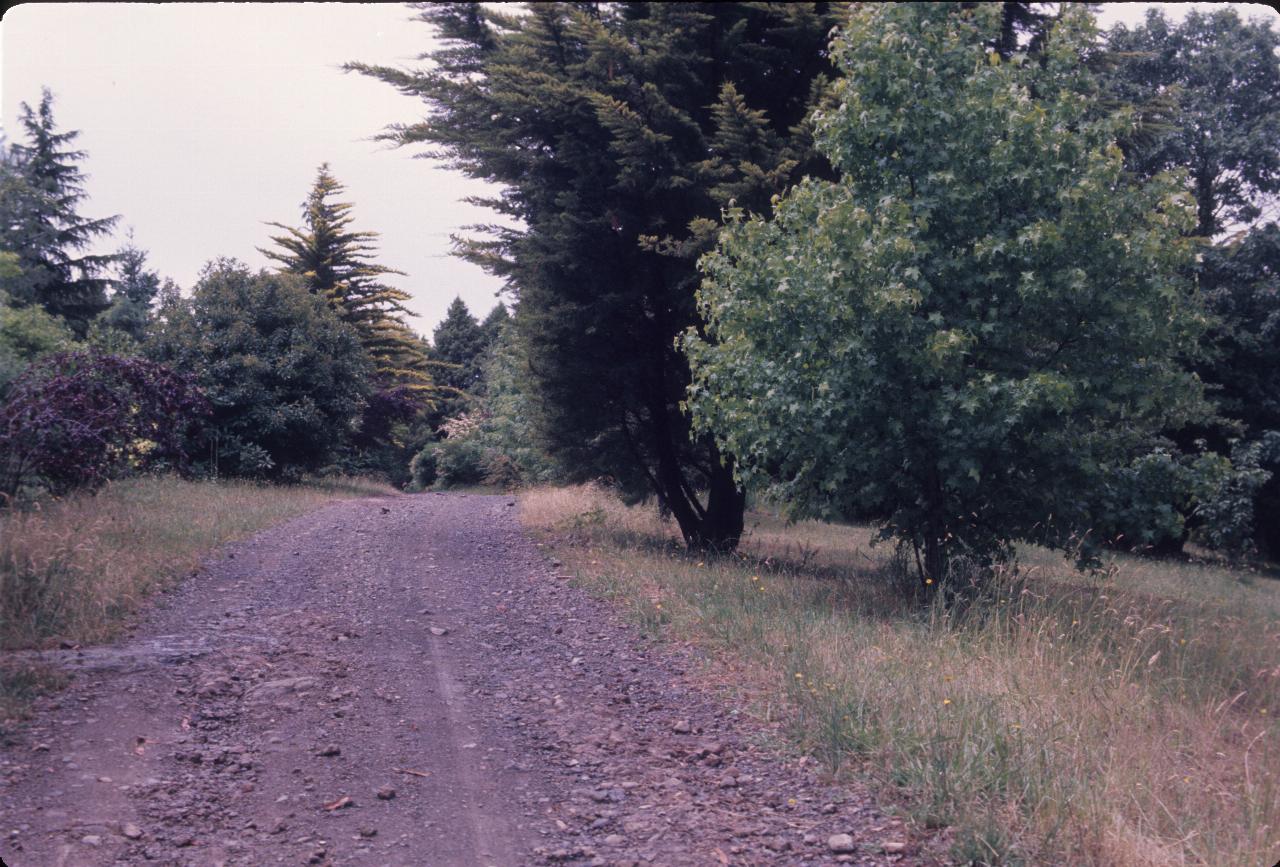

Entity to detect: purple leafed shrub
[0,352,209,498]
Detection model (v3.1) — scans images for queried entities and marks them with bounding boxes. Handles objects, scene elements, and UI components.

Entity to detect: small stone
[821,803,837,814]
[604,834,625,846]
[376,786,396,800]
[672,720,692,734]
[429,627,448,636]
[122,823,143,840]
[828,834,856,853]
[358,827,377,838]
[81,834,102,847]
[882,840,907,854]
[316,745,341,757]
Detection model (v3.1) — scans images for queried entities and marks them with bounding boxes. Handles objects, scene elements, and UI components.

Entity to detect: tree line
[2,2,1277,591]
[0,93,505,494]
[351,1,1280,583]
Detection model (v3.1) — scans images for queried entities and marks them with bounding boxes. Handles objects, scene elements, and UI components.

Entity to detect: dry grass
[0,474,392,651]
[520,484,1280,867]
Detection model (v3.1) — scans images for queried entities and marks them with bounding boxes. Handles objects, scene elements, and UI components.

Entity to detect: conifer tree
[431,296,487,394]
[351,2,842,550]
[262,164,431,390]
[0,89,119,337]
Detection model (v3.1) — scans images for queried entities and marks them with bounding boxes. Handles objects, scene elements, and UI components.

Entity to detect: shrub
[0,351,208,498]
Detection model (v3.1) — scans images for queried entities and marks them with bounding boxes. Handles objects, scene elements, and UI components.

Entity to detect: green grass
[521,484,1280,867]
[0,474,393,650]
[0,474,393,730]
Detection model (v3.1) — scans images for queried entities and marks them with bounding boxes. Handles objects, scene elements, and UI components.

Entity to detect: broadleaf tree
[685,3,1210,588]
[1107,8,1280,557]
[350,1,843,550]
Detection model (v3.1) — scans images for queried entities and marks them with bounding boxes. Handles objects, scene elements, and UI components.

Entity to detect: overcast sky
[2,2,1277,334]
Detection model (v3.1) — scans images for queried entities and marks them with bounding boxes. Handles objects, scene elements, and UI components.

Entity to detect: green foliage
[0,89,119,337]
[1106,11,1280,558]
[686,4,1209,586]
[1106,8,1280,237]
[262,163,431,391]
[350,1,842,549]
[0,297,78,395]
[1198,225,1280,557]
[410,321,561,490]
[97,238,163,344]
[146,259,372,480]
[430,296,487,395]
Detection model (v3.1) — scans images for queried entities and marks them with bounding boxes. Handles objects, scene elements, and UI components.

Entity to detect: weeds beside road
[0,475,392,727]
[521,484,1280,867]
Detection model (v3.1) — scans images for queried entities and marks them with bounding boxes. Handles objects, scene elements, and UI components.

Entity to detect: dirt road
[0,493,927,866]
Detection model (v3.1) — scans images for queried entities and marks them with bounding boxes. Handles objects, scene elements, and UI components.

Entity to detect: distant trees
[352,1,844,550]
[430,296,487,396]
[1107,8,1280,557]
[686,4,1208,587]
[1107,9,1280,239]
[262,163,430,391]
[0,89,119,337]
[146,260,371,479]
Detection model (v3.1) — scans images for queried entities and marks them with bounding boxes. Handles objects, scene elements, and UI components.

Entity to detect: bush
[0,351,208,498]
[433,437,488,487]
[146,259,372,479]
[408,444,438,490]
[0,298,78,396]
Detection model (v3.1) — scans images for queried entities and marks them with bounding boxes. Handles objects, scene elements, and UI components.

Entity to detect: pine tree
[432,296,487,394]
[262,164,431,390]
[99,234,162,342]
[479,302,509,347]
[351,2,843,550]
[0,88,119,337]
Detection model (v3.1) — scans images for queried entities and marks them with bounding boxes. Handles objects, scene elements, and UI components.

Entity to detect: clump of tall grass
[521,484,1280,867]
[0,474,391,649]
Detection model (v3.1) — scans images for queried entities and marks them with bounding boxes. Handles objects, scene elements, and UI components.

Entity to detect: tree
[685,3,1209,589]
[146,259,372,480]
[431,296,487,395]
[479,301,509,348]
[1106,8,1280,557]
[98,234,162,343]
[350,2,843,550]
[1199,225,1280,557]
[262,163,430,390]
[1106,9,1280,238]
[0,89,119,336]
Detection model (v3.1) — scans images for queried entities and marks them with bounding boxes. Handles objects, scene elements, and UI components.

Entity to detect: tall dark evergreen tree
[262,163,431,391]
[432,296,487,395]
[351,2,843,550]
[0,88,119,337]
[479,302,509,349]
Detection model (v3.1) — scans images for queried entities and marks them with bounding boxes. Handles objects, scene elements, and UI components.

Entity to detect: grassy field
[0,474,393,726]
[521,484,1280,867]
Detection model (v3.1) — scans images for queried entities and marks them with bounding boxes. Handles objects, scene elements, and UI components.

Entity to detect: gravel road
[0,493,936,866]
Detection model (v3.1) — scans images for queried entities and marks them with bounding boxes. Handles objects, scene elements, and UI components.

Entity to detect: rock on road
[0,493,929,866]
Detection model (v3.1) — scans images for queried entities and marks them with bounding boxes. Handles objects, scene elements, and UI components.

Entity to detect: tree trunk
[688,444,746,552]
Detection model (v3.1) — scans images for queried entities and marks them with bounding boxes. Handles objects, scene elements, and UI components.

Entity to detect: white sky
[1,2,1277,333]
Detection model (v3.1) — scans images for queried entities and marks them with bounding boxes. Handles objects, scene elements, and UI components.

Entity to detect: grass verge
[0,474,392,727]
[520,484,1280,867]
